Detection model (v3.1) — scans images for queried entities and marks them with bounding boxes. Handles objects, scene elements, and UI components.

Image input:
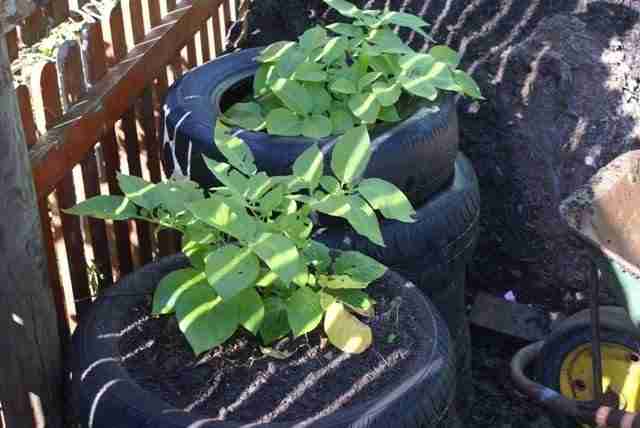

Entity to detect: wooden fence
[7,0,242,344]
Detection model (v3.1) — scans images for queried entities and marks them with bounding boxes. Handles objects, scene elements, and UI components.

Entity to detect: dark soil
[119,282,422,423]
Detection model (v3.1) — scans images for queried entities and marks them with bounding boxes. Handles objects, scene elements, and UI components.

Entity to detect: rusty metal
[510,341,640,428]
[591,261,604,402]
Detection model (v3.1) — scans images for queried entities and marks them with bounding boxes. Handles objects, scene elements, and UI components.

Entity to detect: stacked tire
[162,49,480,421]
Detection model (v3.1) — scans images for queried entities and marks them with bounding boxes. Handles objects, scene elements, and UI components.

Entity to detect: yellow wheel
[538,327,640,428]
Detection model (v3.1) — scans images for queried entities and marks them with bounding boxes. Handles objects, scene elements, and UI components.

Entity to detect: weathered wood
[126,0,154,264]
[102,1,134,275]
[0,0,37,34]
[46,0,69,25]
[16,84,37,146]
[212,8,223,55]
[0,29,63,428]
[19,6,48,46]
[6,27,18,60]
[54,44,93,315]
[31,0,224,199]
[80,22,113,286]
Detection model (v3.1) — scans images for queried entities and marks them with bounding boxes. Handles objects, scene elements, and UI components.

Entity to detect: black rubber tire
[536,326,640,428]
[162,48,459,205]
[71,255,457,428]
[314,152,480,414]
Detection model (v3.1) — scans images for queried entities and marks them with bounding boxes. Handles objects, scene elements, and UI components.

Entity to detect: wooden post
[1,1,64,427]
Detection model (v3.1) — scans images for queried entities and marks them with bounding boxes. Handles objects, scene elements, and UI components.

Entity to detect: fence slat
[79,23,113,286]
[200,22,211,63]
[31,0,227,199]
[56,44,95,316]
[7,28,19,61]
[19,7,48,47]
[212,9,223,55]
[16,85,38,147]
[47,0,70,26]
[101,3,134,275]
[124,0,154,264]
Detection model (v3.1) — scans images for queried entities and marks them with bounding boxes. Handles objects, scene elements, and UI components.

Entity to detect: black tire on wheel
[314,152,480,413]
[161,48,459,205]
[71,255,458,428]
[536,326,640,428]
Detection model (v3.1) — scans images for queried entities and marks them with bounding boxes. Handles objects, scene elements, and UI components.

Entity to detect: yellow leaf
[324,302,372,354]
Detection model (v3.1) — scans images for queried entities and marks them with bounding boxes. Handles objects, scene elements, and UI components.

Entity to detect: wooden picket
[6,0,239,341]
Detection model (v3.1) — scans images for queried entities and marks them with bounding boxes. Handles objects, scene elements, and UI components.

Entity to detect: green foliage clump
[66,120,416,355]
[220,0,483,139]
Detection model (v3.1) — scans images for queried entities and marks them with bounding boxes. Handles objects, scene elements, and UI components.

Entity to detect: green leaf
[245,172,274,201]
[258,41,297,62]
[202,157,248,196]
[181,226,219,258]
[320,176,341,193]
[318,274,368,289]
[302,114,333,139]
[330,107,355,134]
[453,70,483,99]
[293,145,324,188]
[333,250,387,283]
[331,125,371,184]
[324,302,372,353]
[292,62,327,82]
[398,52,434,71]
[378,105,401,122]
[428,45,461,68]
[258,185,286,213]
[235,288,265,335]
[348,92,381,123]
[154,181,205,214]
[400,74,438,100]
[266,108,303,136]
[271,78,312,115]
[205,244,260,300]
[326,23,363,38]
[276,211,313,241]
[324,0,360,17]
[175,282,238,355]
[344,195,384,246]
[314,37,348,64]
[379,11,430,37]
[275,47,307,78]
[152,268,207,315]
[260,297,290,344]
[325,289,374,317]
[286,286,323,337]
[371,81,401,106]
[358,178,416,222]
[250,232,302,285]
[214,122,257,175]
[358,71,383,90]
[423,62,460,91]
[254,63,273,96]
[302,240,332,272]
[329,77,357,95]
[299,26,327,52]
[116,174,161,210]
[64,195,138,220]
[188,195,256,241]
[369,55,395,75]
[306,83,332,113]
[367,28,412,54]
[221,102,265,131]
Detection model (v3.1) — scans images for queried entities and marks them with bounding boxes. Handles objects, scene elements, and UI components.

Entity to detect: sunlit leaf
[358,178,416,222]
[324,302,372,353]
[358,71,383,90]
[302,240,332,272]
[250,232,302,285]
[63,195,137,220]
[329,77,357,95]
[293,145,324,189]
[175,282,239,355]
[453,70,484,99]
[348,92,381,123]
[371,81,401,107]
[367,28,412,54]
[330,125,371,183]
[315,36,349,64]
[254,63,273,96]
[293,62,328,82]
[236,288,265,335]
[378,105,401,122]
[330,107,355,134]
[325,289,375,317]
[326,23,363,38]
[271,78,312,115]
[286,287,323,337]
[214,122,257,175]
[205,244,260,300]
[299,26,327,53]
[318,274,368,289]
[152,268,207,315]
[324,0,361,17]
[188,195,256,241]
[258,41,297,62]
[429,45,461,67]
